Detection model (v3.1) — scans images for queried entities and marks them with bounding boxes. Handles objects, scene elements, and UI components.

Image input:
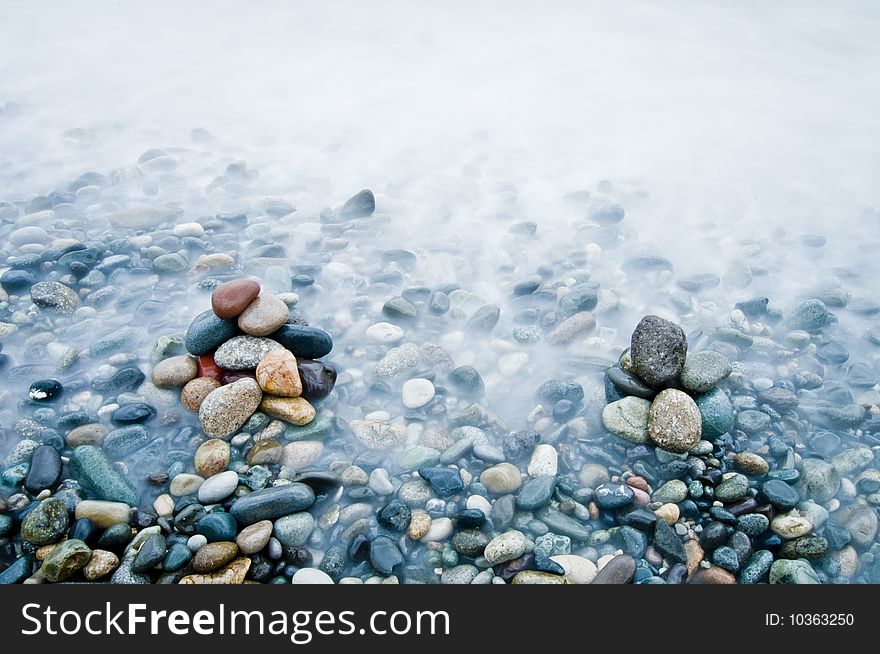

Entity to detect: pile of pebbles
[1,140,879,585]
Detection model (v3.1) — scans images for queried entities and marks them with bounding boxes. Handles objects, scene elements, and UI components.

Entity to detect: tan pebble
[151,355,199,388]
[192,541,239,572]
[684,539,704,579]
[194,438,231,477]
[170,473,205,496]
[246,439,284,465]
[655,503,680,525]
[407,511,432,540]
[181,377,222,412]
[236,521,273,555]
[83,550,119,580]
[66,423,109,447]
[75,500,131,528]
[691,565,736,584]
[260,396,315,426]
[179,557,250,584]
[153,494,175,517]
[256,349,302,397]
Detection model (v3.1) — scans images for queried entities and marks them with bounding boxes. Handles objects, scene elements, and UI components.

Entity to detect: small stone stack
[602,314,734,453]
[151,278,337,438]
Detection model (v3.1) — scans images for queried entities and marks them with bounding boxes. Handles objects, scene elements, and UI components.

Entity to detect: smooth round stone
[281,440,324,471]
[30,281,79,313]
[229,483,316,525]
[184,310,239,356]
[551,554,598,584]
[236,520,273,554]
[181,377,222,412]
[528,444,558,476]
[1,269,38,293]
[734,452,769,475]
[737,513,770,537]
[652,479,688,504]
[484,530,530,564]
[629,315,687,387]
[501,430,540,461]
[21,498,69,545]
[680,351,731,392]
[214,336,284,370]
[75,500,130,529]
[516,475,556,510]
[256,349,302,397]
[24,444,62,494]
[546,311,596,345]
[480,463,522,494]
[796,458,840,503]
[260,396,315,426]
[196,512,238,542]
[595,482,635,509]
[153,253,188,273]
[648,389,702,453]
[762,479,800,510]
[151,355,198,388]
[170,473,205,496]
[365,322,404,344]
[602,396,651,443]
[273,512,315,547]
[192,541,239,572]
[212,279,261,319]
[198,470,240,503]
[199,378,263,438]
[238,293,289,336]
[291,568,334,584]
[270,324,334,360]
[111,403,156,424]
[401,378,435,409]
[194,439,231,477]
[771,512,813,539]
[715,474,750,502]
[28,379,63,402]
[769,559,820,584]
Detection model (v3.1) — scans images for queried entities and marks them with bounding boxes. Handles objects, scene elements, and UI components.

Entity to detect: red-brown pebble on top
[211,279,261,319]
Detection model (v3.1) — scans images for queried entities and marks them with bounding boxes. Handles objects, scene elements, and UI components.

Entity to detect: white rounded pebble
[187,535,208,552]
[291,568,334,584]
[527,444,558,477]
[550,555,598,584]
[466,494,493,516]
[197,470,239,503]
[173,222,205,237]
[422,517,454,542]
[365,322,405,344]
[369,468,395,495]
[401,378,435,409]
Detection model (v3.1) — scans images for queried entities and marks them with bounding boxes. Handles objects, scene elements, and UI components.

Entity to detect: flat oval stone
[237,293,289,336]
[214,336,284,370]
[181,377,222,412]
[193,541,239,572]
[24,444,62,494]
[602,396,651,443]
[680,351,731,392]
[21,498,69,545]
[260,396,315,426]
[198,470,240,503]
[212,279,261,319]
[270,324,333,359]
[229,483,316,525]
[199,378,263,438]
[151,355,198,388]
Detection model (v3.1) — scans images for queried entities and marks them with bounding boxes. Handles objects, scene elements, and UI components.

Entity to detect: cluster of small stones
[1,142,880,586]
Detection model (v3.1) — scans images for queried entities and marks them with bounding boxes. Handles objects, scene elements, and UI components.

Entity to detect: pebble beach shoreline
[1,132,879,586]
